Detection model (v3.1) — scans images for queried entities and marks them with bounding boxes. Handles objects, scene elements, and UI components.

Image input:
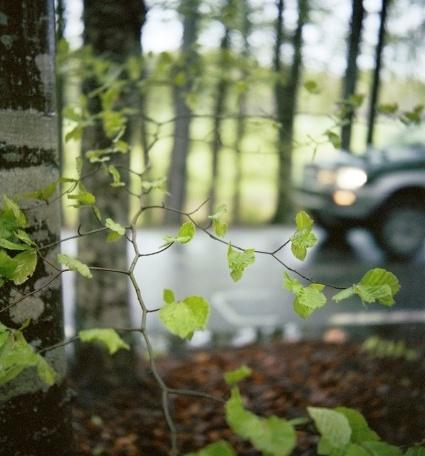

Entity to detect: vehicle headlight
[336,167,367,190]
[316,169,336,186]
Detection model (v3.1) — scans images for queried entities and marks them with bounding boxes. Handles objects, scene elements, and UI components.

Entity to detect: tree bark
[232,0,251,223]
[272,0,308,224]
[341,0,365,152]
[207,20,231,215]
[0,1,74,454]
[75,0,145,379]
[366,0,389,146]
[164,0,201,224]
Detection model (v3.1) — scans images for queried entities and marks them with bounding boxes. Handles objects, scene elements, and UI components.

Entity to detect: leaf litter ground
[72,340,425,455]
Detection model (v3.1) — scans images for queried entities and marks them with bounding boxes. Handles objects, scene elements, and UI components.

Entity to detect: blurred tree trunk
[341,0,365,152]
[207,7,232,215]
[76,0,145,377]
[272,0,308,224]
[0,1,74,453]
[56,0,65,176]
[165,0,201,224]
[232,1,251,223]
[366,0,389,146]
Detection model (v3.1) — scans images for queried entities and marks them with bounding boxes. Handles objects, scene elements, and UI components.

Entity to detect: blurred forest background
[58,0,425,226]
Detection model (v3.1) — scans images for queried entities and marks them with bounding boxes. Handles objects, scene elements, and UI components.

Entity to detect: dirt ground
[72,340,425,455]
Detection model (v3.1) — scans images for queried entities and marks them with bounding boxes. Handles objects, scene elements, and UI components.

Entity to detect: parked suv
[294,128,425,260]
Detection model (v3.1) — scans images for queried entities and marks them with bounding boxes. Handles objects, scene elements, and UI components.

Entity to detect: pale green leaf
[36,356,56,386]
[0,238,32,251]
[163,221,196,245]
[308,407,351,449]
[208,204,228,238]
[333,287,356,303]
[226,387,296,456]
[159,295,210,339]
[10,250,37,285]
[361,441,402,456]
[0,250,17,279]
[345,443,371,456]
[283,272,303,294]
[227,245,255,282]
[290,211,317,260]
[79,328,130,355]
[335,407,379,443]
[224,365,252,386]
[57,253,92,278]
[105,218,125,241]
[163,289,175,304]
[22,181,57,201]
[3,196,28,228]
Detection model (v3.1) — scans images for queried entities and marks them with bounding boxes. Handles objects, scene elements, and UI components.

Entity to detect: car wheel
[374,200,425,260]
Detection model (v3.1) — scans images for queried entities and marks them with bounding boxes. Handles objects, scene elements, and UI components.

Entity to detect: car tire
[373,198,425,260]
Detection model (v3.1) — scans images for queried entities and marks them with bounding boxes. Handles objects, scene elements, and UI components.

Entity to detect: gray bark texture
[164,0,201,224]
[76,0,145,337]
[341,0,365,152]
[207,22,231,215]
[0,1,74,454]
[272,0,308,223]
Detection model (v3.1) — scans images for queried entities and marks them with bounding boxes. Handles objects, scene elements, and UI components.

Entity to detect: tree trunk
[75,0,145,378]
[207,22,231,215]
[366,0,389,146]
[272,0,307,224]
[164,0,201,224]
[0,1,74,453]
[232,0,251,223]
[341,0,365,152]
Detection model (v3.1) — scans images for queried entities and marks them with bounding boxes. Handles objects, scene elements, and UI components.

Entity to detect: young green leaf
[335,407,379,443]
[159,294,210,339]
[0,324,56,386]
[208,204,228,238]
[22,181,58,201]
[308,407,352,449]
[57,253,92,278]
[163,221,196,245]
[224,365,252,386]
[10,250,38,285]
[290,211,317,261]
[105,218,126,242]
[226,386,296,456]
[107,165,125,187]
[283,273,327,319]
[67,185,96,207]
[185,441,236,456]
[0,250,17,279]
[227,245,255,282]
[0,238,32,251]
[163,288,176,304]
[79,328,130,355]
[325,130,342,149]
[304,79,321,94]
[361,441,402,456]
[2,196,28,228]
[333,268,400,307]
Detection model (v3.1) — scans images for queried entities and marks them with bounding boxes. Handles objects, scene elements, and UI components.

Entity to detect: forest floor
[72,340,425,455]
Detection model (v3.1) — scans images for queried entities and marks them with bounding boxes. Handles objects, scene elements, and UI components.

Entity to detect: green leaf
[208,204,228,238]
[308,407,351,449]
[224,365,252,386]
[102,110,126,138]
[163,289,175,304]
[107,165,125,187]
[326,130,342,149]
[304,79,321,94]
[57,253,92,278]
[361,441,402,456]
[141,177,167,193]
[335,407,379,443]
[290,211,317,260]
[283,273,327,319]
[163,221,196,245]
[185,441,236,456]
[345,444,371,456]
[105,218,125,242]
[159,294,210,339]
[79,328,130,355]
[14,230,35,246]
[0,325,56,386]
[0,250,17,279]
[67,185,96,207]
[377,103,398,115]
[333,269,400,307]
[226,387,296,456]
[227,245,255,282]
[10,250,37,285]
[3,196,28,228]
[0,238,32,251]
[22,181,58,201]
